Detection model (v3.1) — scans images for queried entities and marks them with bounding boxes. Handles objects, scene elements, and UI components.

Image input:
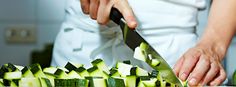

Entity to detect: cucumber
[85,77,107,87]
[54,69,69,79]
[56,79,89,87]
[87,66,109,79]
[151,59,160,67]
[233,70,236,86]
[0,79,3,87]
[75,67,89,78]
[56,67,69,73]
[5,63,18,72]
[65,62,83,72]
[19,78,41,87]
[39,78,52,87]
[133,47,147,62]
[130,66,149,76]
[14,65,24,71]
[0,65,8,78]
[44,72,57,87]
[107,77,125,87]
[21,66,34,78]
[116,62,133,77]
[91,59,110,74]
[3,71,22,80]
[30,63,46,78]
[125,75,136,87]
[109,68,120,77]
[68,70,82,79]
[10,79,20,87]
[43,67,57,74]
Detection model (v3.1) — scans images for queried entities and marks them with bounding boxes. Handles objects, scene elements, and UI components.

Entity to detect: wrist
[197,29,229,61]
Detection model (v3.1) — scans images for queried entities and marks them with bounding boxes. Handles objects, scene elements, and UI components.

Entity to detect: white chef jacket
[51,0,206,69]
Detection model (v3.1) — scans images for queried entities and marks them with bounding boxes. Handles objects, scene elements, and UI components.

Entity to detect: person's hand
[173,42,227,86]
[80,0,137,28]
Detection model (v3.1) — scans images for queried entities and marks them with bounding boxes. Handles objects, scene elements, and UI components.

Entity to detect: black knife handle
[110,7,123,25]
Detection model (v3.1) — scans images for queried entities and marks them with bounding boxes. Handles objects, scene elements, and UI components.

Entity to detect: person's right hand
[80,0,137,28]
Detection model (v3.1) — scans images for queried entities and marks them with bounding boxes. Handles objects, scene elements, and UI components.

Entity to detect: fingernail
[189,78,197,85]
[180,73,187,80]
[128,21,137,29]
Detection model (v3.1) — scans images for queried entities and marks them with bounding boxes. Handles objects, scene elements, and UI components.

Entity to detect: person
[51,0,236,86]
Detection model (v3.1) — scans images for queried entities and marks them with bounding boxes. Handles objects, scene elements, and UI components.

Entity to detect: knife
[109,7,183,87]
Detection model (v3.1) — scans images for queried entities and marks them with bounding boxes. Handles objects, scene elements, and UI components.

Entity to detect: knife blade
[110,7,183,87]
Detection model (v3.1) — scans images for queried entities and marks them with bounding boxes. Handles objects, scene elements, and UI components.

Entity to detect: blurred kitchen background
[0,0,235,85]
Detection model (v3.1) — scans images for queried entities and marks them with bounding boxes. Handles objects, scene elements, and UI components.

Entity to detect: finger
[188,55,210,86]
[89,0,99,19]
[178,50,201,81]
[198,62,219,85]
[209,67,226,86]
[113,0,137,29]
[97,0,109,24]
[80,0,90,14]
[173,57,184,76]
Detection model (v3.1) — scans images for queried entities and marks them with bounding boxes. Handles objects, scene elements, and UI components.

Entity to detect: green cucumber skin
[107,77,125,87]
[65,62,78,72]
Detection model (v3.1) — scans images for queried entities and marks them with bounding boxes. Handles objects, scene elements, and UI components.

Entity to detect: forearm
[198,0,236,60]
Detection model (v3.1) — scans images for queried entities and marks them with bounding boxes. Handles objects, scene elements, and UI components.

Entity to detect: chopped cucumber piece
[56,67,69,72]
[125,75,136,87]
[3,71,22,79]
[30,63,46,78]
[76,67,89,78]
[87,66,109,79]
[130,66,149,76]
[19,78,41,87]
[65,62,83,72]
[0,65,8,78]
[44,72,56,87]
[43,67,57,74]
[54,69,69,79]
[133,47,146,62]
[151,59,160,67]
[21,66,34,78]
[68,70,82,79]
[107,77,125,87]
[85,77,107,87]
[39,78,52,87]
[14,65,24,71]
[116,62,133,77]
[110,68,120,77]
[0,79,3,87]
[91,59,110,74]
[150,70,159,78]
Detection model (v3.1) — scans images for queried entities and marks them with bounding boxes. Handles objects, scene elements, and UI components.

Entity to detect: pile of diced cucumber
[0,59,178,87]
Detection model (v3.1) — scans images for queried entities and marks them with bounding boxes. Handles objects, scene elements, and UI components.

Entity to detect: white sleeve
[164,0,206,8]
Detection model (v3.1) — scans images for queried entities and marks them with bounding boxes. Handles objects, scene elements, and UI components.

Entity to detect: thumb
[113,0,137,29]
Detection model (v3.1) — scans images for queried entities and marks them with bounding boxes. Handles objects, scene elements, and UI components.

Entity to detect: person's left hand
[173,43,227,86]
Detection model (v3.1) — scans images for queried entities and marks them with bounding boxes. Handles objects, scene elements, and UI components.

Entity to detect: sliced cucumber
[44,72,56,87]
[54,69,69,79]
[87,66,109,79]
[91,59,110,74]
[130,66,149,76]
[68,70,82,79]
[76,67,89,78]
[0,65,8,78]
[19,78,41,87]
[39,78,52,87]
[0,79,4,87]
[85,77,107,87]
[116,62,133,77]
[3,71,22,80]
[133,47,147,62]
[110,68,120,77]
[43,67,57,74]
[21,66,34,78]
[151,59,160,67]
[30,63,46,78]
[65,62,83,72]
[107,77,125,87]
[125,75,136,87]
